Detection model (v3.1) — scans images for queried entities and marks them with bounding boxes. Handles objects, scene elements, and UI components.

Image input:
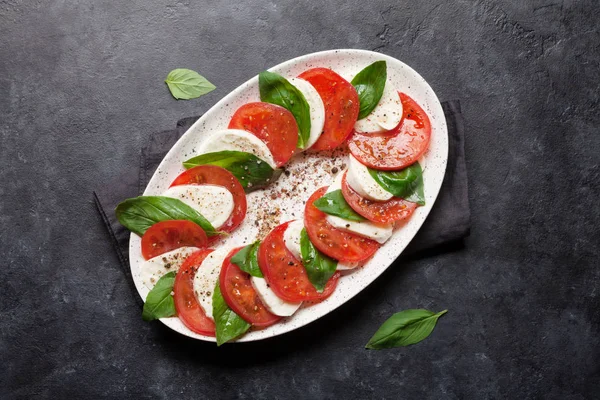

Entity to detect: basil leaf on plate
[366,309,447,349]
[368,162,425,205]
[213,282,251,346]
[258,70,311,149]
[115,196,217,236]
[351,61,387,120]
[142,271,177,321]
[231,241,263,278]
[182,151,280,192]
[313,189,366,222]
[165,68,216,100]
[300,228,338,292]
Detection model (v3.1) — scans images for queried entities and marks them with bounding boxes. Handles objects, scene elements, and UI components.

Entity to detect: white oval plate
[129,49,448,342]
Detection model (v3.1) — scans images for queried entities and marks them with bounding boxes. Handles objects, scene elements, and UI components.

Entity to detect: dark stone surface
[1,1,599,398]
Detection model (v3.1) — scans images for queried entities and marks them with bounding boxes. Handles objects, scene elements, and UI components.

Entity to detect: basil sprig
[231,241,263,278]
[115,196,217,236]
[142,272,177,321]
[313,189,366,221]
[368,162,425,205]
[183,151,281,192]
[366,309,447,349]
[351,61,387,120]
[213,282,251,346]
[300,229,338,292]
[165,68,216,100]
[259,71,311,149]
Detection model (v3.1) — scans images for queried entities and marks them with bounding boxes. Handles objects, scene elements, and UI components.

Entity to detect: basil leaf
[231,241,263,278]
[258,71,311,149]
[165,68,216,100]
[213,282,251,346]
[115,196,217,236]
[313,189,366,222]
[351,61,387,120]
[182,151,280,192]
[366,309,447,349]
[142,271,177,321]
[368,162,425,205]
[299,228,338,292]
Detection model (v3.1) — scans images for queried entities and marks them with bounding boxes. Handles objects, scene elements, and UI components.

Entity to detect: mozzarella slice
[193,247,231,321]
[354,84,402,133]
[198,129,276,168]
[163,184,234,229]
[346,154,393,201]
[289,78,325,149]
[141,247,199,290]
[251,276,302,317]
[337,261,360,270]
[283,219,304,261]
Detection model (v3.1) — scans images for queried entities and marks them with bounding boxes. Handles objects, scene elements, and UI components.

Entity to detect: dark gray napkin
[94,100,469,300]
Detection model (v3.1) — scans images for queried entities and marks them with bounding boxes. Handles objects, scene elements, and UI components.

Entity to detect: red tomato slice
[219,247,281,328]
[340,172,417,224]
[228,102,298,167]
[297,68,359,151]
[258,221,340,303]
[348,92,432,170]
[173,249,216,336]
[304,187,380,263]
[141,220,208,260]
[170,165,247,236]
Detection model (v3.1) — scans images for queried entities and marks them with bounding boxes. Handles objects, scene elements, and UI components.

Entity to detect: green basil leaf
[231,241,263,278]
[366,309,447,349]
[258,71,311,149]
[182,151,280,192]
[115,196,217,236]
[142,271,177,321]
[165,68,216,100]
[368,162,425,206]
[313,189,366,222]
[351,61,387,120]
[299,228,338,292]
[213,282,251,346]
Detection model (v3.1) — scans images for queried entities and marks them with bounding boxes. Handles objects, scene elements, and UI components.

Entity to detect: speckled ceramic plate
[129,49,448,342]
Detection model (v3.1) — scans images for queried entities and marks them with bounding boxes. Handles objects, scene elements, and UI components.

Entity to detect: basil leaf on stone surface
[183,151,279,192]
[142,271,177,322]
[313,189,366,221]
[299,228,338,292]
[165,68,216,100]
[351,61,387,120]
[213,282,251,346]
[366,309,447,349]
[115,196,217,236]
[231,241,263,278]
[368,162,425,205]
[258,70,311,149]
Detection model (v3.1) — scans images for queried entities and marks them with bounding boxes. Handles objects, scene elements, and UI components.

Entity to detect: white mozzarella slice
[250,276,302,317]
[141,247,199,290]
[283,219,304,261]
[198,129,276,168]
[289,78,325,149]
[354,84,402,133]
[337,261,360,270]
[163,184,234,229]
[193,247,231,321]
[346,154,393,201]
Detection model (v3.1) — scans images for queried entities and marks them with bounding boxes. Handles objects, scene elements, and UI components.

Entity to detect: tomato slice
[140,220,208,260]
[219,247,281,328]
[228,102,298,167]
[304,187,380,263]
[297,68,359,151]
[340,172,417,224]
[173,249,216,336]
[258,221,340,303]
[348,92,431,170]
[170,165,247,236]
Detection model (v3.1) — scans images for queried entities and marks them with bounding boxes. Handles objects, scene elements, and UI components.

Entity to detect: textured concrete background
[1,0,599,398]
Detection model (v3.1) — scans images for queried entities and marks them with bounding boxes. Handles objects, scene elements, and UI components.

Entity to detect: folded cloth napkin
[94,100,470,303]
